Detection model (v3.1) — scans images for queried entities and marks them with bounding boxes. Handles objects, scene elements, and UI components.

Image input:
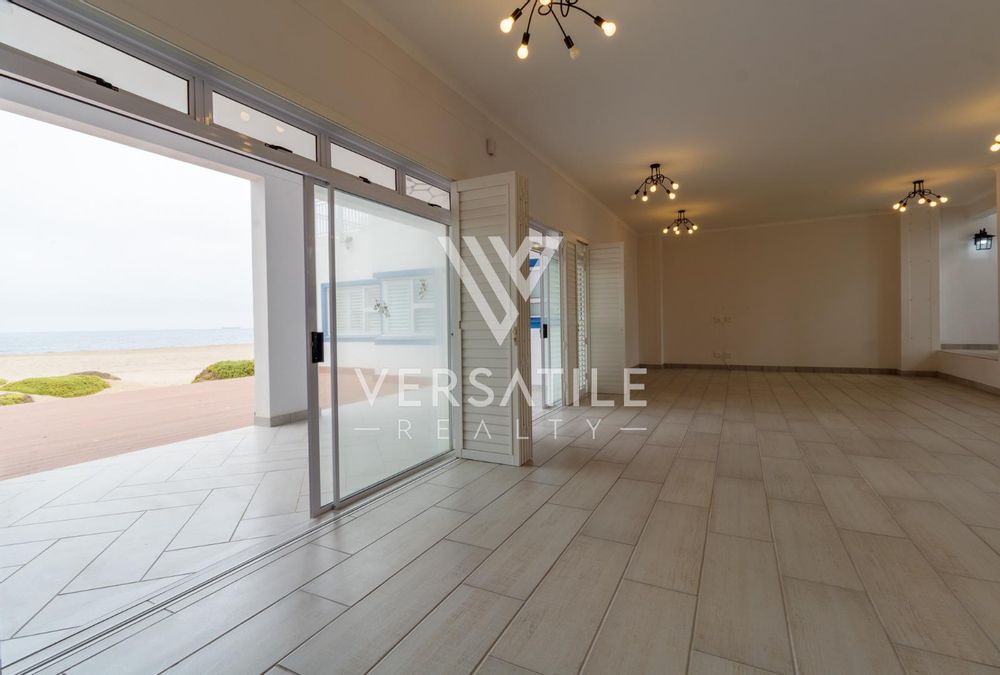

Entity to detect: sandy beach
[0,343,254,392]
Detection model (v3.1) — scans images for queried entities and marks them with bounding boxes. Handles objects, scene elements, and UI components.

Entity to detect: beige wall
[645,213,901,369]
[85,0,639,365]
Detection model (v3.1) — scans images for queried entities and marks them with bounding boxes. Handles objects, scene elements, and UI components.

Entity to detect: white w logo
[439,235,561,344]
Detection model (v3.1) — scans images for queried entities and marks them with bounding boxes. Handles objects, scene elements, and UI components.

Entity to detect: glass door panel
[332,190,450,500]
[308,184,335,513]
[543,250,563,407]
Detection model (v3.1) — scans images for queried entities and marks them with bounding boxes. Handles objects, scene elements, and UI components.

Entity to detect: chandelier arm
[525,0,539,33]
[549,9,570,39]
[551,1,598,21]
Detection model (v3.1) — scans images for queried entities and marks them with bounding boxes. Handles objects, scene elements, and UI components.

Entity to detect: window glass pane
[211,92,316,160]
[405,175,451,210]
[0,3,188,113]
[330,143,396,190]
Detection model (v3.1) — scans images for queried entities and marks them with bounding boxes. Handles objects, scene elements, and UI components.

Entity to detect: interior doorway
[530,225,566,418]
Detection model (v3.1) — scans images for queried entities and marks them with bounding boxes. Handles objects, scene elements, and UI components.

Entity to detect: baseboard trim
[661,362,901,375]
[254,410,307,427]
[936,371,1000,396]
[940,343,998,350]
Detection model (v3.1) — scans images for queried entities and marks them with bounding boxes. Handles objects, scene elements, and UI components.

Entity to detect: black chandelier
[500,0,616,61]
[893,179,948,213]
[664,210,699,236]
[631,163,679,203]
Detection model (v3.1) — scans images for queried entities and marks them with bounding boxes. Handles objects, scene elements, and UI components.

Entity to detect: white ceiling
[354,0,1000,231]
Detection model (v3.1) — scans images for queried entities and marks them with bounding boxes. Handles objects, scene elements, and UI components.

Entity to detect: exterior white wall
[939,204,998,346]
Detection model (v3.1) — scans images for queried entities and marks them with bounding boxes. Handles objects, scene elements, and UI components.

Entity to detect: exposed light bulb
[630,193,637,201]
[991,140,1000,152]
[662,228,669,234]
[893,202,901,210]
[500,16,514,33]
[940,196,949,203]
[918,197,926,204]
[641,193,649,202]
[649,184,657,193]
[996,134,1000,142]
[601,20,617,36]
[929,200,938,207]
[517,43,529,59]
[669,192,677,200]
[693,225,698,231]
[899,205,907,213]
[540,0,551,5]
[569,46,580,60]
[672,182,680,190]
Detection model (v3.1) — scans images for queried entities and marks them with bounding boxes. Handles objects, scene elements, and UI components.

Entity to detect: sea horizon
[0,328,254,355]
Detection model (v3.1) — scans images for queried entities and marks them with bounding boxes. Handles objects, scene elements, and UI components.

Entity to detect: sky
[0,108,253,333]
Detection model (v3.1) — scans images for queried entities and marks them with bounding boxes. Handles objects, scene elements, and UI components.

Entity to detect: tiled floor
[10,369,1000,674]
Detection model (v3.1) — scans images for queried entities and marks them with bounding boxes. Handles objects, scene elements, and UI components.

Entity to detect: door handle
[311,331,325,363]
[542,323,549,339]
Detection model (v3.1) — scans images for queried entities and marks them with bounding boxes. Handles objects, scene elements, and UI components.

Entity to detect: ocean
[0,328,253,355]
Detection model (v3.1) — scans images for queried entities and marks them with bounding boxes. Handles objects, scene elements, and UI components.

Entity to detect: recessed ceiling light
[239,110,250,122]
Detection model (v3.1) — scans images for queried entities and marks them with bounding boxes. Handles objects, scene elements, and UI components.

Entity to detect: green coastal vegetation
[0,392,31,406]
[193,360,255,383]
[2,374,111,398]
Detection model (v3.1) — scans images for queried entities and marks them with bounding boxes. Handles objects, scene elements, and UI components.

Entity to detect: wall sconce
[974,228,994,251]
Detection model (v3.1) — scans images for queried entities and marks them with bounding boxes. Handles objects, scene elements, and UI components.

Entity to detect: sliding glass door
[307,182,452,511]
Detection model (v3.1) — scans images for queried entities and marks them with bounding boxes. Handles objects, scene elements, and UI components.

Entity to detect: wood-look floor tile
[688,650,780,674]
[694,533,793,674]
[370,585,521,675]
[449,480,557,550]
[717,444,763,480]
[895,646,1000,675]
[490,535,632,674]
[800,441,859,476]
[813,474,904,537]
[659,459,715,507]
[761,458,821,504]
[582,580,695,674]
[467,504,589,600]
[942,574,1000,647]
[783,577,903,675]
[548,460,623,510]
[769,499,862,590]
[841,530,1000,665]
[305,506,469,605]
[850,457,930,500]
[580,478,659,545]
[886,498,1000,582]
[438,466,535,514]
[164,590,346,675]
[757,431,801,459]
[281,540,489,674]
[709,478,771,541]
[621,443,676,483]
[912,472,1000,528]
[526,446,597,486]
[625,501,707,594]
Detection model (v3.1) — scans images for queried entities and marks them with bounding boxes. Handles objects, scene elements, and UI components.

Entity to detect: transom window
[405,175,451,210]
[211,92,317,160]
[0,3,189,113]
[330,143,396,190]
